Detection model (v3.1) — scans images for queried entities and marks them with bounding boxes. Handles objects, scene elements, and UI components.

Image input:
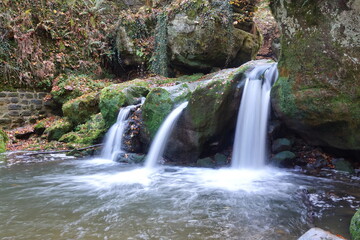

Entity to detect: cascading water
[231,62,279,169]
[144,102,188,168]
[101,99,145,161]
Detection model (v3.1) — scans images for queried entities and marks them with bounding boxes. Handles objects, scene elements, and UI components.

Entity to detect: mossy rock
[141,88,174,138]
[167,0,261,72]
[59,113,106,145]
[62,92,100,125]
[163,64,254,163]
[99,80,150,126]
[0,129,8,153]
[351,209,360,240]
[45,119,73,141]
[271,151,296,167]
[51,74,107,104]
[270,0,360,151]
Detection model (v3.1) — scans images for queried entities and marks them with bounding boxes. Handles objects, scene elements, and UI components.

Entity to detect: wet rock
[115,153,146,164]
[298,227,344,240]
[272,138,292,153]
[271,151,296,167]
[214,153,228,166]
[196,157,215,168]
[333,158,355,174]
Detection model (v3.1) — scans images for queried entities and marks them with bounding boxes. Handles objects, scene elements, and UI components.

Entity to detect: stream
[0,153,359,240]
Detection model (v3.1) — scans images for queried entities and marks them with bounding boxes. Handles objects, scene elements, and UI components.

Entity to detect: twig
[24,144,103,156]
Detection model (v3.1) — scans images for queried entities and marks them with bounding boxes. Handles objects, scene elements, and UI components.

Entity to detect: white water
[101,98,145,161]
[232,63,279,169]
[144,102,188,168]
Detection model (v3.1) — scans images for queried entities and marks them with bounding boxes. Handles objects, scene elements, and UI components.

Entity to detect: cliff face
[270,0,360,150]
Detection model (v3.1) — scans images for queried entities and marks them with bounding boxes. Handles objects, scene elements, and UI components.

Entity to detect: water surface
[0,154,359,240]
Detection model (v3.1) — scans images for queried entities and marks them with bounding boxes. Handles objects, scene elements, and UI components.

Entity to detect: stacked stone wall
[0,91,53,129]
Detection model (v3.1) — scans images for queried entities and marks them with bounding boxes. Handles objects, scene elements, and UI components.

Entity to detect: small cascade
[144,102,188,169]
[101,99,145,161]
[231,62,279,169]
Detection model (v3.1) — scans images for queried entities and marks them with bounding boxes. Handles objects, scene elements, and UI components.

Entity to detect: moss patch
[62,92,100,125]
[45,118,73,141]
[351,209,360,240]
[59,113,106,145]
[0,128,8,153]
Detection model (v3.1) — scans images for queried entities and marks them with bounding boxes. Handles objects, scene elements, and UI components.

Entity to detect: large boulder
[165,67,248,162]
[167,1,261,73]
[270,0,360,150]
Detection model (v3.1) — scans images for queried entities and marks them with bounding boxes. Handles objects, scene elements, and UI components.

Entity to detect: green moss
[188,78,232,136]
[59,113,106,145]
[271,76,298,118]
[100,80,150,126]
[62,92,100,125]
[351,209,360,240]
[0,128,8,153]
[142,88,174,138]
[45,118,73,141]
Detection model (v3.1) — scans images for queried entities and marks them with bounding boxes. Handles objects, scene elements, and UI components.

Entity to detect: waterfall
[144,102,188,169]
[101,98,145,161]
[231,62,278,169]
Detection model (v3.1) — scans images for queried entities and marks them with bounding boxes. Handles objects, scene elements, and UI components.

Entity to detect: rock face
[167,3,261,73]
[270,0,360,151]
[140,62,260,163]
[113,0,261,75]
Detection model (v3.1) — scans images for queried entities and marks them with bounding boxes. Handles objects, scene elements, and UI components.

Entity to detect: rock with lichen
[270,0,360,151]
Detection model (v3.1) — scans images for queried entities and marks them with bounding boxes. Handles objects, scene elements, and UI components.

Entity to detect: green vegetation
[0,0,122,89]
[0,128,8,153]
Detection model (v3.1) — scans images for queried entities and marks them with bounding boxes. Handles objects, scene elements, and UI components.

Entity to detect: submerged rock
[271,151,296,167]
[270,0,360,151]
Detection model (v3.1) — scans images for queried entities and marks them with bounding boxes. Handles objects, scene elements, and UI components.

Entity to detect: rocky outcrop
[167,2,261,73]
[44,118,73,141]
[113,0,261,76]
[270,0,360,151]
[138,61,267,163]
